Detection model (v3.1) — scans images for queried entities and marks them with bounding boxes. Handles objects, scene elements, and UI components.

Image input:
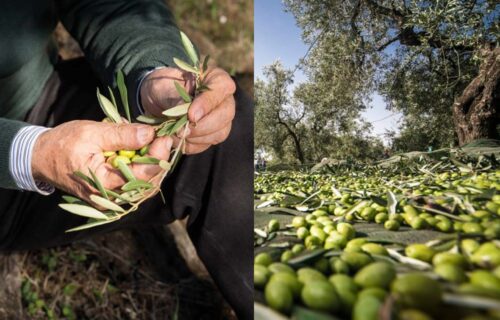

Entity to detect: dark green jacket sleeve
[0,119,29,189]
[55,0,190,113]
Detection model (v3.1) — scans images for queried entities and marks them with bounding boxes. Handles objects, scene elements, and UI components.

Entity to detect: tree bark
[453,47,500,145]
[277,120,305,164]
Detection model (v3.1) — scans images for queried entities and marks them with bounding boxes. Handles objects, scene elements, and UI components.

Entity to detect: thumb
[100,123,155,151]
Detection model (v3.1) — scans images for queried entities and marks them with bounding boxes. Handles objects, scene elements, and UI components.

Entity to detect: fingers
[187,122,232,146]
[130,136,173,181]
[188,95,235,138]
[188,68,236,123]
[99,123,155,151]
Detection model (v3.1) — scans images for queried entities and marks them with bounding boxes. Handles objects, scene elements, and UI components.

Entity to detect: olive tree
[284,0,499,146]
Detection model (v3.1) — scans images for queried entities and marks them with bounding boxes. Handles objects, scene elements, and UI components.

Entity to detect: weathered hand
[32,120,172,202]
[140,67,236,154]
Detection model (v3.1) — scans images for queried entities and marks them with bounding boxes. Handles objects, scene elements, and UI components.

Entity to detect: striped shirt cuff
[9,126,55,195]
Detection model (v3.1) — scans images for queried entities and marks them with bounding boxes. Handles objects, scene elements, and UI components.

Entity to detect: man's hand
[32,120,172,202]
[140,67,236,154]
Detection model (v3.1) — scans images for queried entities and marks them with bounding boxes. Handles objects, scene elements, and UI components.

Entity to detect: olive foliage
[284,0,499,150]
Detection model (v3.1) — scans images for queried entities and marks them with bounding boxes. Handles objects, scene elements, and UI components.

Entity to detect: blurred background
[0,1,253,319]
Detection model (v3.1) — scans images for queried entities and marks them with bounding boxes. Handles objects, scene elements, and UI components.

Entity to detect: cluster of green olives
[103,145,149,168]
[254,165,500,319]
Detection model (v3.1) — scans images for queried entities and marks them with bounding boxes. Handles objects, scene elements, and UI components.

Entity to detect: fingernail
[193,108,204,122]
[137,127,151,144]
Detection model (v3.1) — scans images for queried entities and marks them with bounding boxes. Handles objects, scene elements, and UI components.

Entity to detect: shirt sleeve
[9,126,54,195]
[55,0,190,117]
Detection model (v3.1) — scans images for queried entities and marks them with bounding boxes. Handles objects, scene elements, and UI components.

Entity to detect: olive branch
[59,31,209,232]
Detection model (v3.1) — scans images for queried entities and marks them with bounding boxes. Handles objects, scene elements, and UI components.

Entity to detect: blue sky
[254,0,402,142]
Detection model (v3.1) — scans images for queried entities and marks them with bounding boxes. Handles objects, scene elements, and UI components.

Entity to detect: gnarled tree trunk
[453,47,500,146]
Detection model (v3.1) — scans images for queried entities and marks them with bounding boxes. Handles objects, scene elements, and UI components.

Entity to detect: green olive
[297,267,327,283]
[314,258,330,275]
[469,270,500,290]
[434,263,467,283]
[265,281,293,313]
[354,262,396,289]
[254,264,270,289]
[398,309,432,320]
[103,151,116,157]
[358,287,387,302]
[268,262,295,275]
[269,272,303,298]
[340,252,373,271]
[296,227,309,240]
[292,216,306,228]
[112,155,131,168]
[329,257,350,275]
[375,212,388,224]
[361,243,388,256]
[280,250,294,263]
[301,280,340,312]
[139,145,149,156]
[291,244,305,255]
[391,273,442,312]
[405,244,435,263]
[309,226,327,242]
[268,219,280,232]
[384,220,400,231]
[462,222,484,234]
[353,295,381,320]
[337,222,356,239]
[255,252,273,266]
[329,274,358,312]
[432,252,467,268]
[118,150,136,158]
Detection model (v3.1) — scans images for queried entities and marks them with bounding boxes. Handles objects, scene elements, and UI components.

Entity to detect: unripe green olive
[103,151,116,157]
[297,267,327,283]
[375,212,388,224]
[292,216,306,228]
[265,281,293,313]
[139,145,149,156]
[461,239,480,256]
[255,252,273,266]
[268,262,295,275]
[112,155,131,168]
[337,222,355,239]
[384,220,400,231]
[291,244,305,255]
[340,252,373,271]
[268,272,302,298]
[410,217,427,230]
[314,258,330,275]
[254,264,270,289]
[360,207,376,221]
[324,231,348,249]
[462,222,484,234]
[301,280,340,313]
[296,227,309,240]
[434,263,467,283]
[281,250,294,263]
[268,219,280,232]
[390,273,442,312]
[118,150,136,158]
[405,244,435,263]
[329,257,350,274]
[432,252,467,268]
[354,262,396,289]
[469,270,500,290]
[310,226,327,242]
[361,243,388,256]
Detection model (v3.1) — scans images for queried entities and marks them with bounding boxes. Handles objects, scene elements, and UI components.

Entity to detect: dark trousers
[0,58,253,319]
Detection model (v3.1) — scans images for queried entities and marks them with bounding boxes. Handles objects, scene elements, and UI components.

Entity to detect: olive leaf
[174,81,192,103]
[159,160,171,171]
[173,57,199,74]
[121,180,153,192]
[162,103,190,118]
[66,218,116,233]
[74,171,97,189]
[58,204,109,220]
[62,195,83,204]
[117,160,136,182]
[202,54,210,72]
[387,190,397,215]
[107,87,118,111]
[166,115,188,136]
[131,156,160,164]
[180,31,199,66]
[116,70,131,123]
[88,169,108,199]
[89,195,125,212]
[96,88,122,123]
[157,120,177,137]
[136,115,165,124]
